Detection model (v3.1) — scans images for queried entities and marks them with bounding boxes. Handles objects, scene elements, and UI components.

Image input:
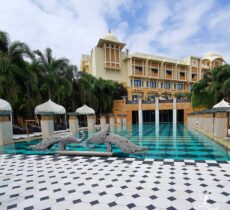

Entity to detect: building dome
[202,52,223,61]
[102,32,118,42]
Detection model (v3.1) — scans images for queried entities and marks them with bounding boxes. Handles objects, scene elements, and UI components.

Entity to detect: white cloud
[125,0,230,62]
[0,0,229,67]
[0,0,129,66]
[126,0,170,54]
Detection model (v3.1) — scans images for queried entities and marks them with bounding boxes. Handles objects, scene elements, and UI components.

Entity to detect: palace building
[80,32,225,124]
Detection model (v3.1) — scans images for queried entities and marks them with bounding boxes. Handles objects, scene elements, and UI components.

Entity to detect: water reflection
[155,123,159,139]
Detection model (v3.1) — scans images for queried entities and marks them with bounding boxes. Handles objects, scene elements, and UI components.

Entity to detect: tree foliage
[0,31,127,120]
[191,64,230,108]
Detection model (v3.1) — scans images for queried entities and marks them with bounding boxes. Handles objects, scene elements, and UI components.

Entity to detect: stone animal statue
[30,131,85,151]
[86,125,146,153]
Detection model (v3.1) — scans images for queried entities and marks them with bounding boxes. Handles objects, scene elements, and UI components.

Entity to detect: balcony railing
[176,98,191,103]
[126,98,191,104]
[142,100,155,104]
[127,100,138,104]
[179,76,186,80]
[159,99,173,103]
[192,77,197,82]
[165,74,173,79]
[134,71,143,76]
[149,72,159,77]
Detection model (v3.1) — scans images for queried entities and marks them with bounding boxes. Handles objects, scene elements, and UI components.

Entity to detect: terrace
[0,154,229,210]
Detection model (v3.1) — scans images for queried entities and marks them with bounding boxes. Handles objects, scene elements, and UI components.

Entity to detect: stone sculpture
[30,131,85,150]
[86,125,146,153]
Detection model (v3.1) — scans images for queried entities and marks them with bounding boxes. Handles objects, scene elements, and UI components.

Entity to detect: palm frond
[0,31,10,53]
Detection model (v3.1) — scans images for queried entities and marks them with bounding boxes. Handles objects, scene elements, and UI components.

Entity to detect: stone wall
[188,112,228,139]
[0,115,13,146]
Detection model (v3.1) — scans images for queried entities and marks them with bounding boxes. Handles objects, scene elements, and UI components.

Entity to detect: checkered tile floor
[0,154,229,210]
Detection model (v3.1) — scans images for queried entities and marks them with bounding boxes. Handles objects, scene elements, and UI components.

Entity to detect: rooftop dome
[202,52,223,61]
[102,32,118,42]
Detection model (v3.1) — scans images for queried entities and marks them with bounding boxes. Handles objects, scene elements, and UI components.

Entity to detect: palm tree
[34,48,69,100]
[0,31,35,117]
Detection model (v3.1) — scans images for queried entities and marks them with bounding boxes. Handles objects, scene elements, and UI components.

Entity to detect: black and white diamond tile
[0,154,229,210]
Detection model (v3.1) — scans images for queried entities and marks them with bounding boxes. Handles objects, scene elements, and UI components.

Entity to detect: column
[68,113,79,135]
[173,97,177,124]
[214,112,228,138]
[204,114,214,137]
[116,115,122,125]
[122,116,127,132]
[138,96,143,124]
[155,97,159,124]
[138,123,143,146]
[109,114,115,127]
[122,114,127,125]
[0,111,13,146]
[100,115,107,129]
[40,113,54,139]
[87,114,96,134]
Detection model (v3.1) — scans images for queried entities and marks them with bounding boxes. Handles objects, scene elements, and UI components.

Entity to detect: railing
[176,98,191,103]
[159,99,173,103]
[134,71,143,76]
[127,100,138,104]
[126,98,191,104]
[165,74,173,79]
[149,73,159,77]
[192,77,197,82]
[142,100,155,104]
[179,76,186,80]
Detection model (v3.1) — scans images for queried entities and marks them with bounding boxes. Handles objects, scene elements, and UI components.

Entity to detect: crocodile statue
[30,131,85,151]
[86,125,146,153]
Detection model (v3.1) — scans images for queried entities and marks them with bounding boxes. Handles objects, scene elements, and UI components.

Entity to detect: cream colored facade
[80,32,225,100]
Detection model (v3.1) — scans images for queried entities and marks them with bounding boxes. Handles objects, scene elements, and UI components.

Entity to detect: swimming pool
[2,123,230,160]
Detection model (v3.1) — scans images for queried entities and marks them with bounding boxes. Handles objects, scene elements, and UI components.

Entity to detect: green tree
[0,31,128,121]
[191,64,230,108]
[0,31,36,118]
[34,48,69,100]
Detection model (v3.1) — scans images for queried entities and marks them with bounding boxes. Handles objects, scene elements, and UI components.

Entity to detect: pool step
[56,151,113,157]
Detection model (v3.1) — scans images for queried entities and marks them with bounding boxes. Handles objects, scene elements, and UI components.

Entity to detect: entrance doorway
[143,110,155,123]
[177,109,184,123]
[132,110,155,124]
[132,109,184,123]
[159,110,173,122]
[132,111,138,124]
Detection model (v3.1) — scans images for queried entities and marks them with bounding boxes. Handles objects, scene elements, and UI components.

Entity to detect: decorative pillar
[100,115,107,129]
[109,114,115,127]
[214,112,228,138]
[122,114,127,125]
[40,112,54,139]
[68,113,79,135]
[116,115,122,125]
[138,96,143,124]
[87,114,96,134]
[155,97,159,124]
[173,97,177,124]
[0,111,13,146]
[122,96,127,104]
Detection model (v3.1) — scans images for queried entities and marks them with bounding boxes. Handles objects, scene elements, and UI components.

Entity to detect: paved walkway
[0,154,229,210]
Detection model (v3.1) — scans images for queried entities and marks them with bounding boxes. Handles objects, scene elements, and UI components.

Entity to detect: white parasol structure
[76,104,95,115]
[35,99,66,114]
[0,99,13,132]
[213,99,230,108]
[35,99,66,128]
[0,98,12,111]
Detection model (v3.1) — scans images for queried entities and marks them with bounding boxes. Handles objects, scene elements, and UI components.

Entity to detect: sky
[0,0,230,67]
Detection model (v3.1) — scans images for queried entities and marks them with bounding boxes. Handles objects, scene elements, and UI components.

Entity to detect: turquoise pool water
[2,123,230,160]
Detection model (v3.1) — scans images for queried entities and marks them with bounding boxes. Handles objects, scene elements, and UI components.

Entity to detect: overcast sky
[0,0,230,67]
